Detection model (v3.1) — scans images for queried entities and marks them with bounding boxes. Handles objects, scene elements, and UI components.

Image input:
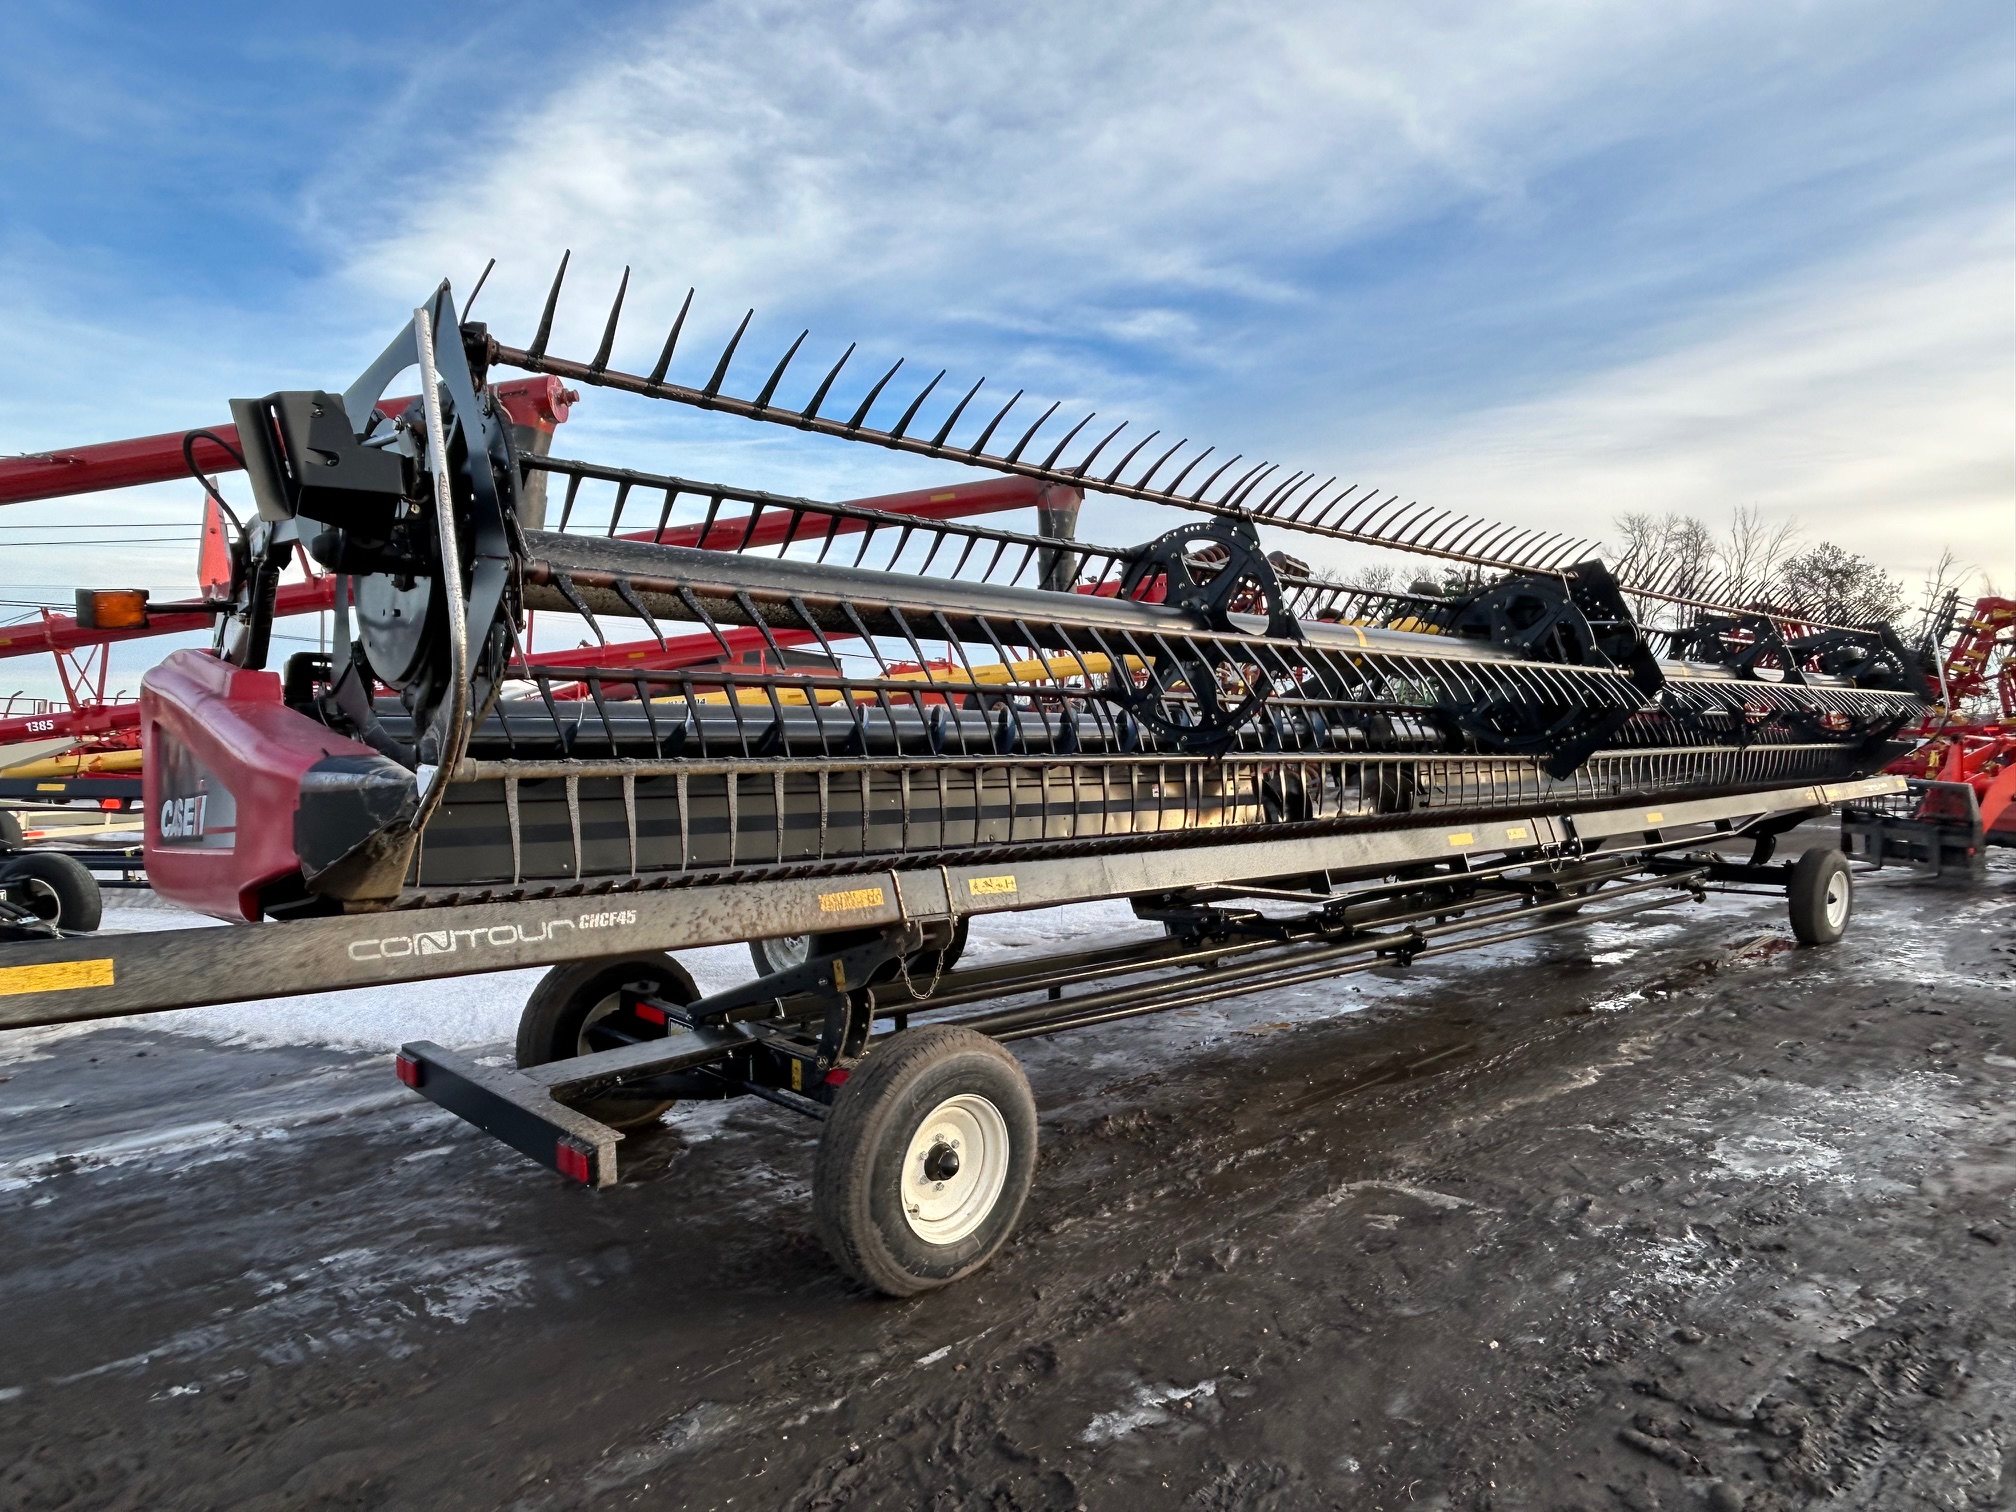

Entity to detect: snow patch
[1082,1378,1219,1443]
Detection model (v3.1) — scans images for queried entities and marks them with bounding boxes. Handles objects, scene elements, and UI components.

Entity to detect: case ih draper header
[0,269,1925,1293]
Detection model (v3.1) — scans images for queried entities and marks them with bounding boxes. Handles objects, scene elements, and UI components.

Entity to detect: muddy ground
[2,834,2013,1510]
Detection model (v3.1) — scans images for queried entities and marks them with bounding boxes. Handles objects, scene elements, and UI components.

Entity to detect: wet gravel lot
[2,841,2012,1510]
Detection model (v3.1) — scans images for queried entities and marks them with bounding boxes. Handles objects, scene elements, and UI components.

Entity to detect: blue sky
[2,0,2011,699]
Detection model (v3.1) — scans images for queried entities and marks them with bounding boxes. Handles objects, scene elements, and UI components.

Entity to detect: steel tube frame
[0,774,1902,1031]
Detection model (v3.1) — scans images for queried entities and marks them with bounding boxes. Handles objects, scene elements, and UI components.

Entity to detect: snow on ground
[80,894,1165,1054]
[68,837,1923,1059]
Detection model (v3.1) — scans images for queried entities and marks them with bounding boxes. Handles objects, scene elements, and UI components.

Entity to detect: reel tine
[845,359,905,431]
[1070,421,1129,479]
[1217,461,1272,509]
[1470,522,1526,562]
[1327,487,1386,532]
[464,257,497,317]
[1038,412,1097,470]
[1543,536,1593,570]
[1099,428,1159,485]
[1389,502,1440,543]
[526,249,571,362]
[967,390,1023,458]
[752,330,809,411]
[1443,515,1500,556]
[1415,511,1465,551]
[888,370,947,441]
[1307,484,1368,530]
[1516,528,1564,564]
[1002,401,1062,464]
[929,377,986,449]
[1395,504,1443,544]
[1359,494,1413,539]
[647,288,694,386]
[1129,438,1188,491]
[1161,449,1217,497]
[589,266,630,374]
[798,341,854,425]
[1253,470,1303,511]
[1282,477,1338,522]
[1515,530,1571,567]
[1188,453,1242,503]
[1228,464,1279,508]
[702,310,754,400]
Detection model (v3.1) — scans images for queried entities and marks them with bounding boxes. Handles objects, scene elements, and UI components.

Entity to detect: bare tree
[1351,563,1403,595]
[1611,509,1724,627]
[1909,547,1970,647]
[1717,505,1801,607]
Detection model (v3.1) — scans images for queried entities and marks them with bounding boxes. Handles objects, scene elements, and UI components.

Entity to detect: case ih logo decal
[347,910,638,962]
[159,793,208,840]
[154,731,238,850]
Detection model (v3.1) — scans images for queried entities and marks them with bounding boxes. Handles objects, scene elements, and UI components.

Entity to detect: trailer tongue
[1,274,1925,1295]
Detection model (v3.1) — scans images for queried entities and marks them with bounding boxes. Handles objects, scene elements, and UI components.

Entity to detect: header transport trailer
[0,272,1924,1295]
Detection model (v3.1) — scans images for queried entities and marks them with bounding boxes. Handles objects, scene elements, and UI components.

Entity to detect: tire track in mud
[3,873,2014,1508]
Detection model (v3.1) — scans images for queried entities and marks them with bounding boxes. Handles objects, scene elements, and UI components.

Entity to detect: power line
[4,538,202,546]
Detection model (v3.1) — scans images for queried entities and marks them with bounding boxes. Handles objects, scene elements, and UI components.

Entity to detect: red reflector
[823,1067,851,1086]
[100,798,122,811]
[634,1001,668,1025]
[555,1141,592,1184]
[393,1052,422,1088]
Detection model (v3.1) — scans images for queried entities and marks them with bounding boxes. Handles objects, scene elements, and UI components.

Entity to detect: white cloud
[336,0,2011,594]
[351,0,1789,374]
[2,0,2007,689]
[1316,209,2016,591]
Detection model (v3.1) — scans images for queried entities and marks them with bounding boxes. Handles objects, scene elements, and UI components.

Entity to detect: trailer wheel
[748,918,969,982]
[516,953,699,1129]
[814,1025,1036,1297]
[0,852,101,932]
[1788,845,1852,945]
[0,810,22,850]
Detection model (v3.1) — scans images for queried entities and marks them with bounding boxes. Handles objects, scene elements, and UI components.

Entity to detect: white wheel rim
[576,991,629,1056]
[762,934,812,972]
[16,878,60,923]
[901,1093,1010,1245]
[1824,870,1850,929]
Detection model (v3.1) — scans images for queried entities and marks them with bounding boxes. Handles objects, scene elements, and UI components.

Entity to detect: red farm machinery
[1842,595,2016,880]
[0,264,1935,1294]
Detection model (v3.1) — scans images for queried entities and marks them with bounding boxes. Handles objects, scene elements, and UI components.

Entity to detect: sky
[1,0,2011,702]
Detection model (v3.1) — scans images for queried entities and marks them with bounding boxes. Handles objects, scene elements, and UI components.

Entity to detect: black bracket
[1106,519,1301,755]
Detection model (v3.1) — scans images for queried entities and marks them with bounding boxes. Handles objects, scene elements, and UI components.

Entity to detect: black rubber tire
[747,919,969,984]
[813,1025,1037,1297]
[0,810,22,850]
[0,851,101,932]
[1788,844,1852,946]
[516,952,698,1129]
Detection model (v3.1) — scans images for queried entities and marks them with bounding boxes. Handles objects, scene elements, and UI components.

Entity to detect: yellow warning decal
[790,1059,804,1092]
[37,783,64,792]
[0,959,115,996]
[1505,826,1530,841]
[931,492,957,501]
[967,875,1018,896]
[1645,811,1665,824]
[819,886,885,913]
[1447,832,1475,846]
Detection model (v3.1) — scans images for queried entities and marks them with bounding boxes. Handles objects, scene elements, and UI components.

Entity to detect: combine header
[0,270,1925,1294]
